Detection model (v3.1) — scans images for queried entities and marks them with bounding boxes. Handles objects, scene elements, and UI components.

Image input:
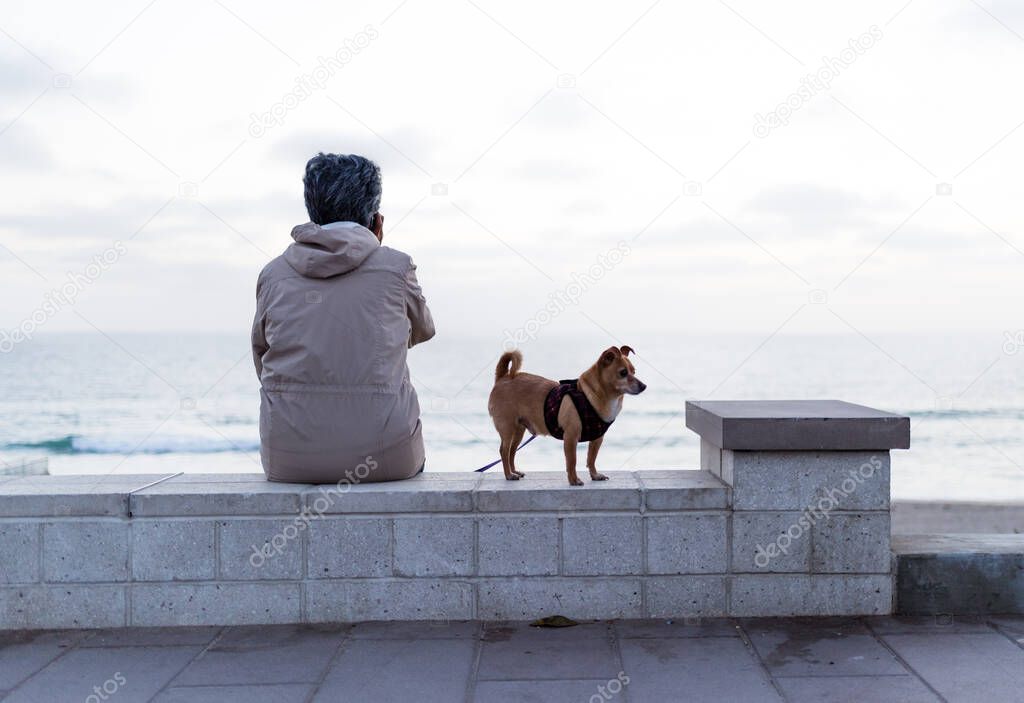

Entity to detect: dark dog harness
[543,379,614,442]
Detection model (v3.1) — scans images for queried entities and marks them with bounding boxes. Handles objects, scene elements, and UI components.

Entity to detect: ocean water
[1,331,1023,502]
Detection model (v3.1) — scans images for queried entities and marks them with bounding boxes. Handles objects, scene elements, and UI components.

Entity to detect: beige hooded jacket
[252,221,435,483]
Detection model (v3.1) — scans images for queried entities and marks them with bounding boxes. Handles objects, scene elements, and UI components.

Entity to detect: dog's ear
[599,347,619,366]
[619,345,635,357]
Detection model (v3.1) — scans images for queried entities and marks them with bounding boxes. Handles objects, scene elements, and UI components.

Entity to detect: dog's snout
[637,381,647,393]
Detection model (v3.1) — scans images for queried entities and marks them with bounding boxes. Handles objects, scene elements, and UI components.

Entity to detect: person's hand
[371,212,384,242]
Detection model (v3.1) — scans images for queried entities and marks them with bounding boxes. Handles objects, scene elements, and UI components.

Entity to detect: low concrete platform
[0,469,897,628]
[895,534,1024,615]
[1,616,1023,702]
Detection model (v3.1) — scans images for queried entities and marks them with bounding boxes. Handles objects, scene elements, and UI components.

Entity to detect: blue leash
[474,434,538,472]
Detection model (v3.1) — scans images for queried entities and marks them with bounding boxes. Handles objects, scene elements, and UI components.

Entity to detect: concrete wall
[0,464,893,629]
[894,534,1024,614]
[703,444,893,617]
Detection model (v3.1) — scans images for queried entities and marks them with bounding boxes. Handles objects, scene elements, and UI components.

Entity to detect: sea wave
[3,434,260,455]
[908,408,1024,420]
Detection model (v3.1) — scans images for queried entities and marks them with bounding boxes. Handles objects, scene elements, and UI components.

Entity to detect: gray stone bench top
[0,470,728,517]
[686,399,910,450]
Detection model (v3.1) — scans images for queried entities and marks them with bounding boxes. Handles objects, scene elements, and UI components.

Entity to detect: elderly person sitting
[251,153,435,483]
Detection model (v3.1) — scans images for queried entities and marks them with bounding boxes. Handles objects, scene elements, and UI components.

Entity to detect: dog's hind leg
[498,438,519,480]
[508,423,527,478]
[494,420,521,481]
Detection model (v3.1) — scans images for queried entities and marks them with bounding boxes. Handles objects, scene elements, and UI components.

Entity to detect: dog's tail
[495,350,523,381]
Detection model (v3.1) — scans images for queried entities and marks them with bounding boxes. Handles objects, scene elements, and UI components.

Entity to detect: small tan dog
[487,346,646,485]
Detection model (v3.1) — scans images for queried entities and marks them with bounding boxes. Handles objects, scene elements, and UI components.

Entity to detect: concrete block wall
[0,461,895,629]
[705,446,893,616]
[893,534,1024,615]
[687,399,909,618]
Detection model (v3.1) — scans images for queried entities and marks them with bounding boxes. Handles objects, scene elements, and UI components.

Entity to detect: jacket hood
[284,221,379,278]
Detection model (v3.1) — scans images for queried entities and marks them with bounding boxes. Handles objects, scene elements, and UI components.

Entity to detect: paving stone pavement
[0,616,1022,702]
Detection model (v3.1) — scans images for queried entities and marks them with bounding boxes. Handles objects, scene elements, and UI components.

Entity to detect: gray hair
[303,153,382,228]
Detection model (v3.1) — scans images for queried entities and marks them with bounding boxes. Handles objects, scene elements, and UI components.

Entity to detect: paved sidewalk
[1,616,1023,702]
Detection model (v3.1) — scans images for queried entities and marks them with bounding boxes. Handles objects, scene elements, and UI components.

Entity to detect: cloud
[945,0,1024,36]
[198,190,302,223]
[0,52,50,99]
[0,124,54,170]
[744,184,902,239]
[267,126,436,177]
[0,48,135,106]
[507,158,595,182]
[0,197,176,244]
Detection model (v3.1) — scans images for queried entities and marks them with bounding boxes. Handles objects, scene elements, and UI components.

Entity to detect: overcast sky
[1,0,1023,339]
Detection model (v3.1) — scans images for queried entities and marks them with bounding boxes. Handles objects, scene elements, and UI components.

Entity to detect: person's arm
[406,260,435,347]
[251,272,269,378]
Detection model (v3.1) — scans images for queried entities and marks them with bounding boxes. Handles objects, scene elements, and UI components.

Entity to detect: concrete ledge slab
[639,470,730,510]
[152,474,268,483]
[6,471,733,518]
[301,475,479,514]
[894,533,1024,555]
[686,399,910,450]
[0,474,175,517]
[129,478,304,516]
[475,471,641,511]
[893,500,1024,534]
[895,534,1024,615]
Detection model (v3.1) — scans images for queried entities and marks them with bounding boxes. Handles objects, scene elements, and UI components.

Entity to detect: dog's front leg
[563,431,583,486]
[586,436,607,481]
